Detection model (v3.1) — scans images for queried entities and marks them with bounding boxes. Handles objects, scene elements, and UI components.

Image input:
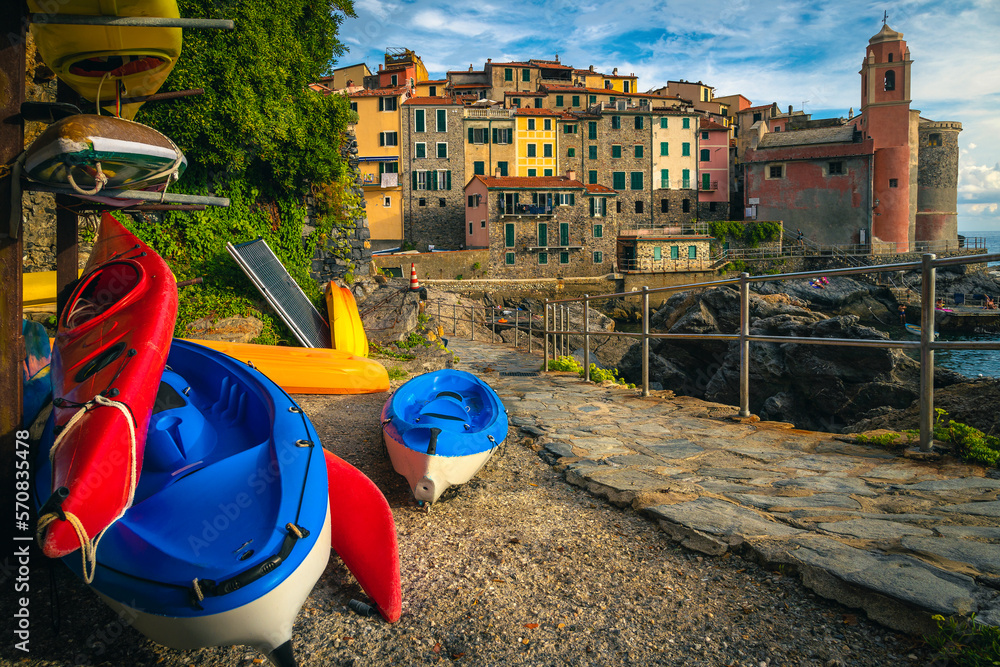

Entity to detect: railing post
[470,304,474,341]
[641,286,649,397]
[563,304,569,357]
[453,303,457,334]
[528,307,533,353]
[739,272,750,417]
[583,295,590,383]
[919,253,936,452]
[514,308,519,349]
[543,300,549,369]
[491,304,496,343]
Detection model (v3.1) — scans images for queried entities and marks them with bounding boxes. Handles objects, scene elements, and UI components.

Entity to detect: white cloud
[960,162,1000,205]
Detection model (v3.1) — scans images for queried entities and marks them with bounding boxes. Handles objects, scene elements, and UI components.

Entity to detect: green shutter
[573,95,580,106]
[560,223,569,246]
[661,168,669,188]
[660,117,668,128]
[505,223,514,247]
[631,172,643,190]
[468,128,474,143]
[589,198,595,216]
[653,247,661,260]
[589,145,597,160]
[538,223,547,246]
[635,145,643,158]
[446,171,452,190]
[588,170,597,184]
[702,173,710,190]
[613,172,625,190]
[415,109,425,132]
[412,171,418,188]
[436,109,446,131]
[569,193,575,205]
[660,142,668,156]
[588,122,597,139]
[556,95,563,107]
[612,145,621,158]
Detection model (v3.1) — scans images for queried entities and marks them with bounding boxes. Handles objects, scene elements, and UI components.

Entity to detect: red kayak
[38,212,177,561]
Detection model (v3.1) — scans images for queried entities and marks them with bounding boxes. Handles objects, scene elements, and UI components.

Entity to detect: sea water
[936,230,1000,378]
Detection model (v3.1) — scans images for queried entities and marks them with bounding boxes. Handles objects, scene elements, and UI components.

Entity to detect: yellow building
[414,79,448,98]
[572,66,638,93]
[463,107,517,179]
[514,108,559,177]
[348,87,408,244]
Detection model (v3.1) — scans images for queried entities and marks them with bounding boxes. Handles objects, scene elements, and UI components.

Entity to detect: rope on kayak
[67,161,108,196]
[37,394,139,584]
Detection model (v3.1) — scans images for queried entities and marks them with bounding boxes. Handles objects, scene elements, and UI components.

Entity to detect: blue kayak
[34,339,330,667]
[382,369,507,503]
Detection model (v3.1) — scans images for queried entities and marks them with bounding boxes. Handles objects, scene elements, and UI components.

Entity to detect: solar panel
[226,238,331,348]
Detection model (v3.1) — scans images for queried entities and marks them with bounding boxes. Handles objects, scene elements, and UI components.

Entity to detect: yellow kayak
[28,0,183,120]
[180,339,388,394]
[325,282,370,358]
[23,270,83,307]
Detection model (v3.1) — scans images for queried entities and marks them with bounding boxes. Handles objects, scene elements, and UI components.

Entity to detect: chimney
[589,65,595,72]
[555,53,559,62]
[788,104,793,115]
[378,64,383,72]
[495,167,503,178]
[487,58,492,64]
[612,67,618,75]
[848,107,854,119]
[566,169,577,182]
[469,64,473,71]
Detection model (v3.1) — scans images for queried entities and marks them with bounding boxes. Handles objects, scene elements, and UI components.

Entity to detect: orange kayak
[181,339,389,394]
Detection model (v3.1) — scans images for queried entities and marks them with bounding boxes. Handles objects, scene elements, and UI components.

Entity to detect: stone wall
[650,188,699,226]
[592,111,651,228]
[372,248,489,281]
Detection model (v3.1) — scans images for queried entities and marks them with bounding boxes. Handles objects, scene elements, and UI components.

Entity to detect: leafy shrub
[924,614,1000,666]
[386,366,408,381]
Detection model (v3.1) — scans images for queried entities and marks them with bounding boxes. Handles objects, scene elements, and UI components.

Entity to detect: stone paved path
[447,337,1000,634]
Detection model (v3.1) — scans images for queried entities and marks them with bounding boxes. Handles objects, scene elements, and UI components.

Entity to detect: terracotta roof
[601,73,637,79]
[541,84,660,99]
[504,91,545,97]
[421,79,448,84]
[513,107,559,116]
[451,83,489,89]
[402,96,463,106]
[756,125,860,149]
[532,61,573,70]
[471,175,586,189]
[488,61,534,68]
[446,70,486,75]
[585,184,617,195]
[700,118,728,131]
[743,103,776,112]
[348,87,407,98]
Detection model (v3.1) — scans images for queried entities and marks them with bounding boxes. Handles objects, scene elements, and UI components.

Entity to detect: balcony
[464,108,516,119]
[699,180,719,191]
[681,179,692,189]
[499,204,554,217]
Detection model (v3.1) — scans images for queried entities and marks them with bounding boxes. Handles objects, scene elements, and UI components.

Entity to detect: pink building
[698,118,729,220]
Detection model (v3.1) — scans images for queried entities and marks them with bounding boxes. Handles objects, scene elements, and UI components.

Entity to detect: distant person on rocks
[898,303,907,324]
[935,298,945,310]
[985,296,996,310]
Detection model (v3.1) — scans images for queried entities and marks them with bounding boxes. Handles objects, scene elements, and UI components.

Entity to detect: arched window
[884,70,895,91]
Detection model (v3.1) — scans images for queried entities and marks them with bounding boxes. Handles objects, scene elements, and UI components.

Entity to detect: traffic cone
[409,263,420,291]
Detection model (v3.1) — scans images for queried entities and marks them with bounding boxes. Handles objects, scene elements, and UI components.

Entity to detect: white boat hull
[97,504,331,658]
[384,430,496,503]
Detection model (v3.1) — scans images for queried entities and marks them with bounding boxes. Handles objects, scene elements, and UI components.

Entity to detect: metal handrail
[543,252,1000,452]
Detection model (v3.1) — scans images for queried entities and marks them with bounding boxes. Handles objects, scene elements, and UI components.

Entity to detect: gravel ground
[4,384,936,667]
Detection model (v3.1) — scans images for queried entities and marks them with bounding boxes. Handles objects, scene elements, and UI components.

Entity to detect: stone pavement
[447,337,1000,635]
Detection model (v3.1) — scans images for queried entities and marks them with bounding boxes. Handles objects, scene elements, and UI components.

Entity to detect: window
[768,164,783,179]
[544,119,552,131]
[611,116,621,129]
[589,198,607,217]
[616,200,622,213]
[562,124,577,134]
[522,68,530,82]
[593,251,603,264]
[527,144,537,157]
[415,170,427,190]
[572,95,580,107]
[605,80,612,89]
[538,252,548,265]
[473,161,485,175]
[682,198,690,213]
[635,200,643,213]
[379,131,398,146]
[630,171,643,190]
[468,127,489,144]
[559,222,569,246]
[682,117,690,129]
[555,95,564,107]
[634,145,643,158]
[702,173,711,190]
[418,198,426,206]
[436,142,448,158]
[828,161,844,175]
[588,122,597,139]
[774,126,782,132]
[543,168,553,176]
[558,193,575,206]
[492,128,512,144]
[506,252,515,265]
[588,170,597,184]
[350,102,358,112]
[700,148,710,162]
[379,161,398,174]
[688,246,697,259]
[612,145,622,159]
[929,133,942,147]
[468,222,473,234]
[436,109,446,132]
[884,70,895,91]
[660,117,668,129]
[537,222,548,246]
[752,112,762,122]
[383,196,391,207]
[589,95,596,104]
[378,97,397,112]
[609,97,616,104]
[414,109,425,132]
[634,116,644,129]
[888,53,894,63]
[481,220,486,227]
[682,142,690,156]
[709,201,717,212]
[660,168,669,188]
[612,172,626,190]
[505,223,514,247]
[435,170,451,190]
[560,251,569,264]
[700,131,708,140]
[429,86,437,97]
[889,178,898,187]
[660,142,668,156]
[589,145,598,160]
[513,98,521,108]
[467,194,480,208]
[528,118,536,130]
[660,198,668,212]
[504,68,513,81]
[682,169,691,189]
[543,144,553,158]
[567,147,576,157]
[593,223,603,238]
[670,246,679,259]
[653,246,661,260]
[527,169,537,177]
[439,198,446,207]
[497,162,508,176]
[390,74,397,86]
[415,142,426,158]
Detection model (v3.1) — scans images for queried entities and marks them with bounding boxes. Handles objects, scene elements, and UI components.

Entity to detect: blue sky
[337,0,1000,232]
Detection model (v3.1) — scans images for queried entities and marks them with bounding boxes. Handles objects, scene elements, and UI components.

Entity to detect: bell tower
[859,22,914,251]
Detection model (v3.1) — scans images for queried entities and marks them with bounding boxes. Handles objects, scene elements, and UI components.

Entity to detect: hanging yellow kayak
[28,0,183,120]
